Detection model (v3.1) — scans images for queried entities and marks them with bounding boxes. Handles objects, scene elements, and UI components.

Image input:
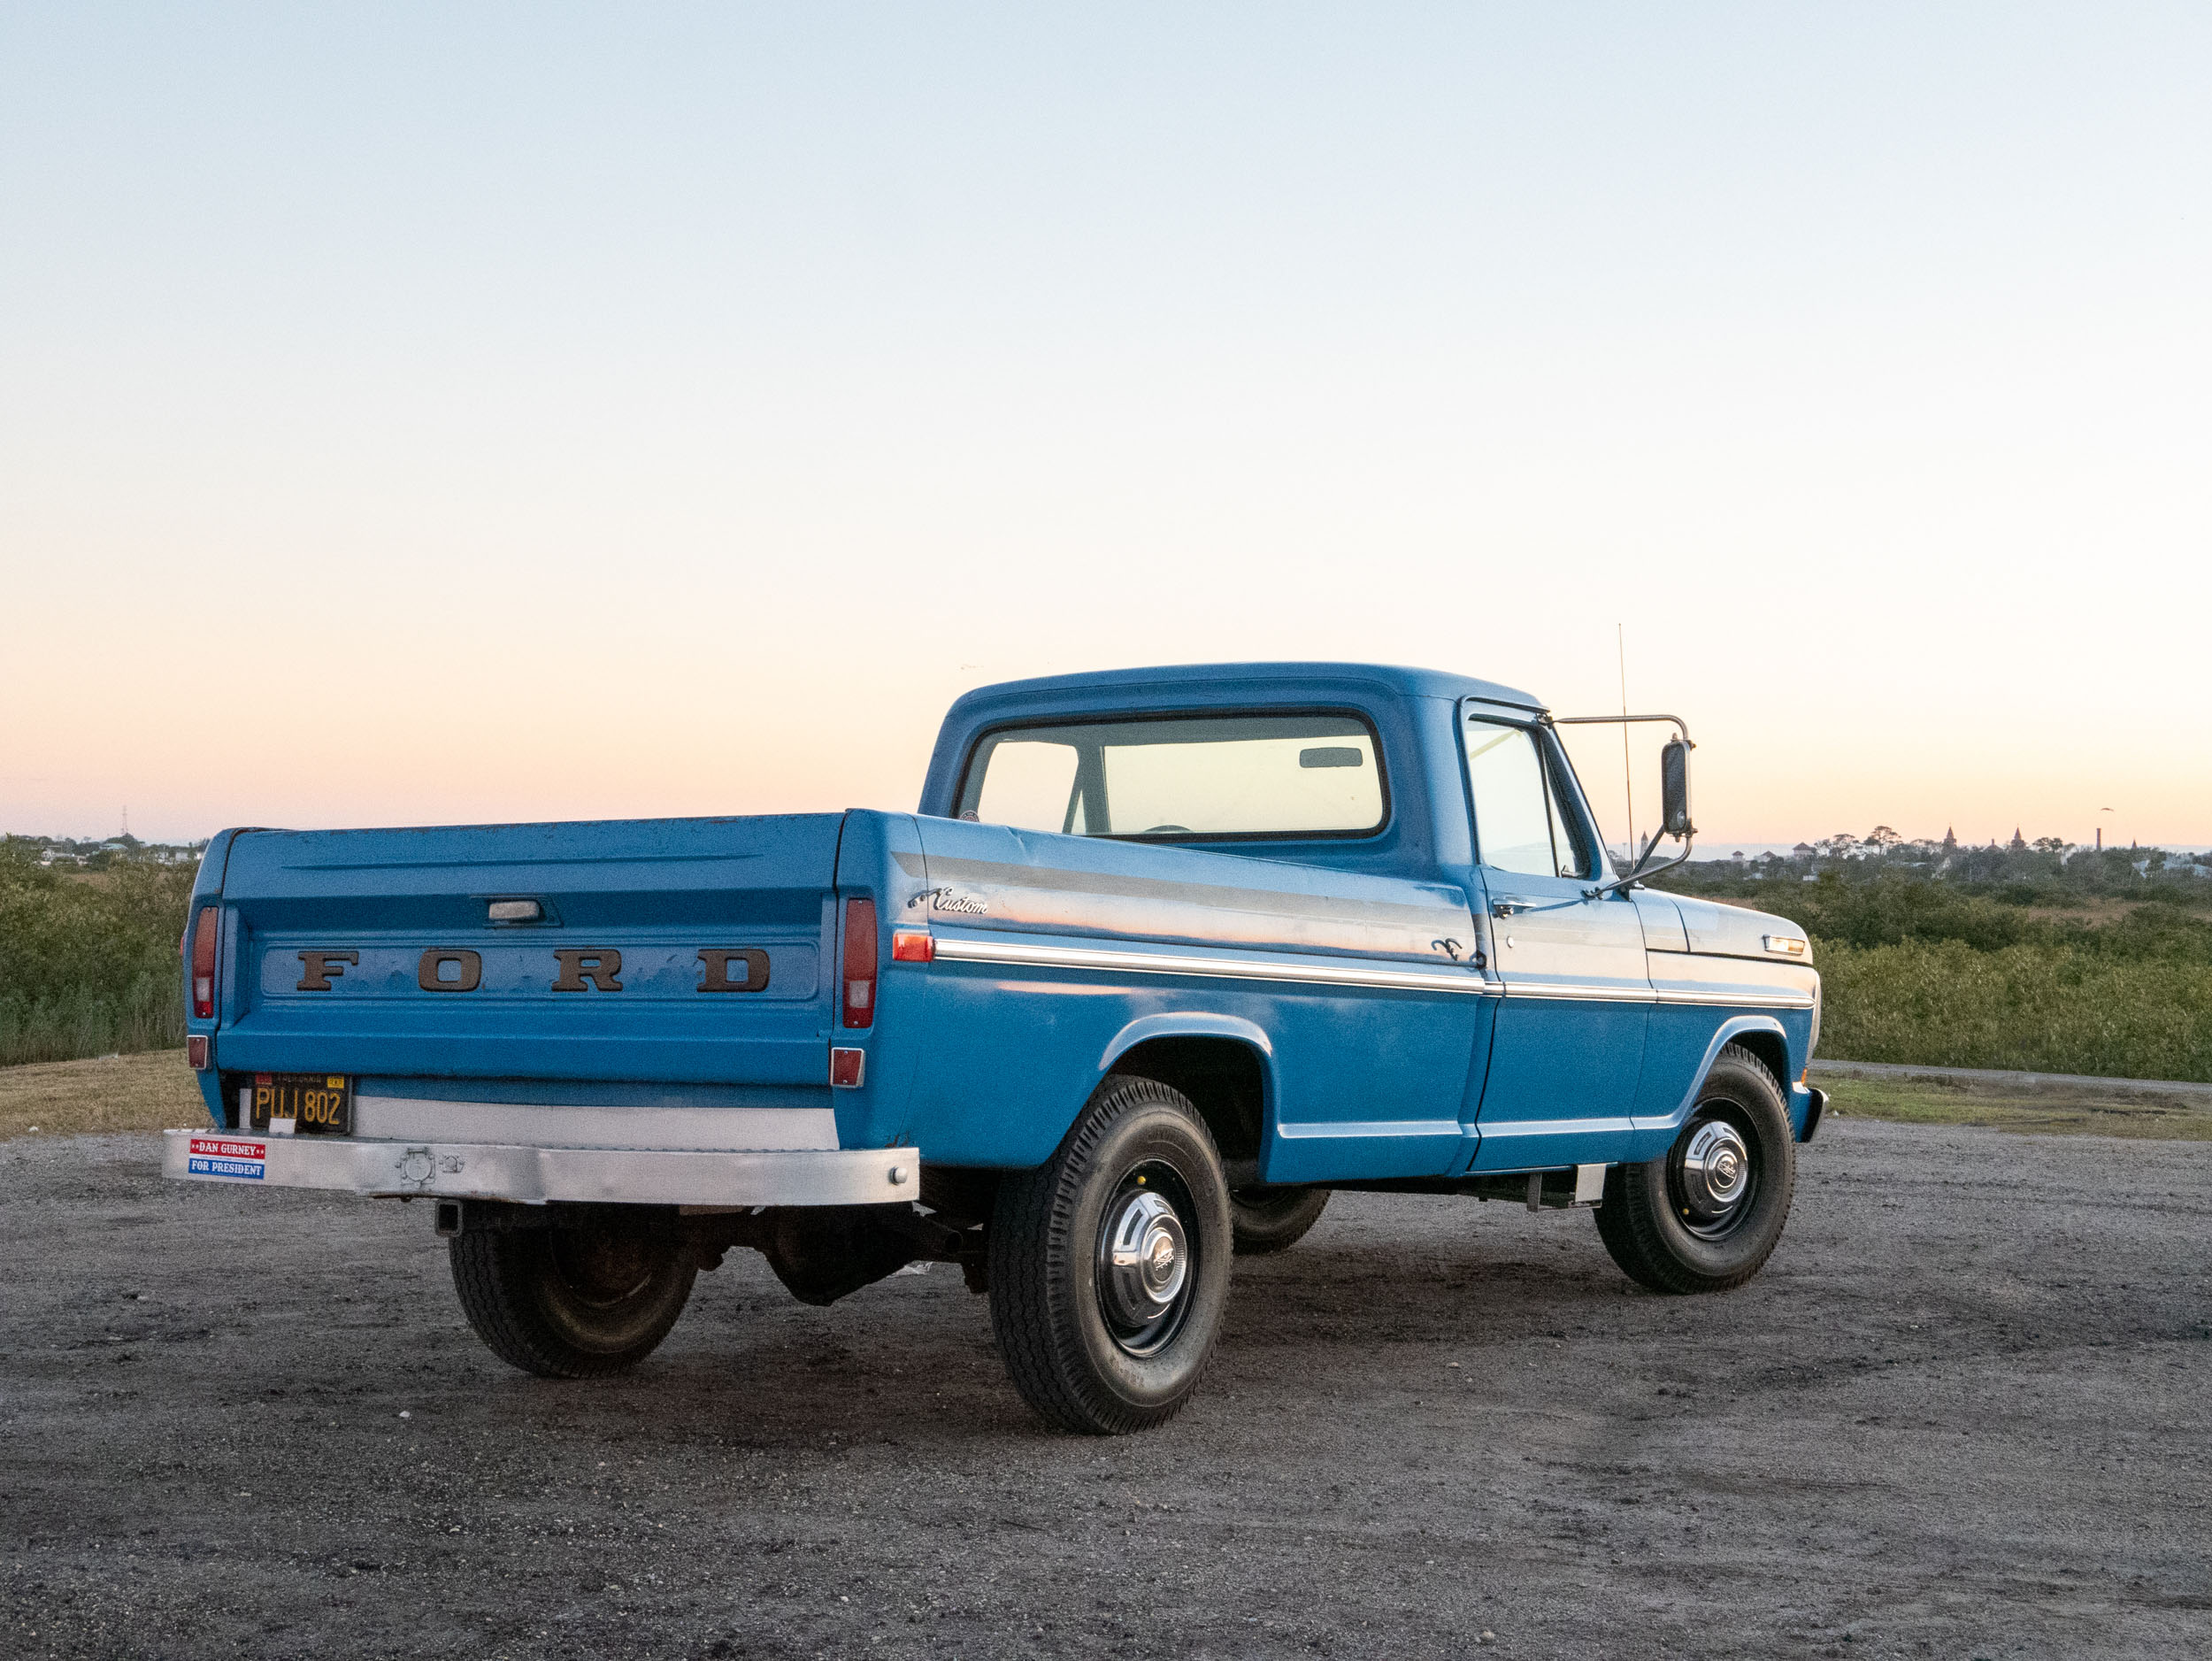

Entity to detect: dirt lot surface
[4,1121,2208,1660]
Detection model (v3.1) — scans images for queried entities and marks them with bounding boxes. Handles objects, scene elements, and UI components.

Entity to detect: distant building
[1791,842,1816,858]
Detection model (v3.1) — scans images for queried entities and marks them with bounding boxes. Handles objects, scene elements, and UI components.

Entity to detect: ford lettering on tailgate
[269,946,792,996]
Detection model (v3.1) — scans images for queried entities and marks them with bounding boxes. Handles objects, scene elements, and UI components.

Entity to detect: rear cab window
[956,712,1389,842]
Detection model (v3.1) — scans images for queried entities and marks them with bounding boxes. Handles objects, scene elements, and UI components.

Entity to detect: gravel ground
[4,1121,2208,1660]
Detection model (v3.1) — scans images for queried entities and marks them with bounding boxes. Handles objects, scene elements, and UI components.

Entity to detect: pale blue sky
[5,5,2208,847]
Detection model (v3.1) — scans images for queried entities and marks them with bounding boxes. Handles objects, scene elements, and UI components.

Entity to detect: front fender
[1621,1013,1802,1160]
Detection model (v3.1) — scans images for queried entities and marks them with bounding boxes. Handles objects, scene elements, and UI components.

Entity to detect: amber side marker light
[191,905,219,1019]
[891,928,934,963]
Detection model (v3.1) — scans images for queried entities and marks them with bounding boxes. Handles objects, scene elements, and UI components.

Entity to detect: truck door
[1459,711,1651,1170]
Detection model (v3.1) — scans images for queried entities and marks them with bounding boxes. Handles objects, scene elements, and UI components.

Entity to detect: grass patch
[1817,1071,2212,1141]
[0,1050,210,1141]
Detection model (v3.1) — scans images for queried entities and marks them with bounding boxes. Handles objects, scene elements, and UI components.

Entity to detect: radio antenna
[1617,625,1636,864]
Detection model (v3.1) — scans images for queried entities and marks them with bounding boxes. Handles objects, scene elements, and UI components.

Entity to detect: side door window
[1464,721,1593,880]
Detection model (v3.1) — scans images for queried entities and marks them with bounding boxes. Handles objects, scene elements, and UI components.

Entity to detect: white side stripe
[929,934,1814,1010]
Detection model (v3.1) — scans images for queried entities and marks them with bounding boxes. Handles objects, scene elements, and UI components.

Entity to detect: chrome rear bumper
[163,1129,918,1207]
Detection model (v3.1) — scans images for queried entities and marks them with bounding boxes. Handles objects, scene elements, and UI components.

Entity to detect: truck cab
[170,662,1824,1434]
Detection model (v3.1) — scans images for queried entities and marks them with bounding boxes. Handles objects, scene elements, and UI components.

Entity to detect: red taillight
[841,898,878,1029]
[891,927,933,963]
[190,905,219,1019]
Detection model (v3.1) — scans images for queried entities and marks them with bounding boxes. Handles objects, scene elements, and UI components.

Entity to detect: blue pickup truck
[169,662,1824,1434]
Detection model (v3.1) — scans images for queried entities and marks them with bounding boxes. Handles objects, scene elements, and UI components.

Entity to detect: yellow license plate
[249,1073,352,1134]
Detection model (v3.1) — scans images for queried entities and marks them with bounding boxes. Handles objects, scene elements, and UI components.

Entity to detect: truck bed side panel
[896,819,1492,1176]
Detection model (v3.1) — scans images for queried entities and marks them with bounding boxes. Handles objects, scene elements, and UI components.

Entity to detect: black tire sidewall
[530,1223,696,1358]
[989,1075,1233,1431]
[1058,1100,1232,1413]
[1227,1186,1330,1255]
[449,1216,696,1378]
[1607,1050,1797,1292]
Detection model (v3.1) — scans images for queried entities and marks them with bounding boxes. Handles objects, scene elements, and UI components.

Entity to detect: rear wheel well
[1106,1036,1267,1163]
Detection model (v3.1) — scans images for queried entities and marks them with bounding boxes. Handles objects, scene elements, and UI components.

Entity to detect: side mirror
[1546,706,1698,896]
[1660,738,1694,840]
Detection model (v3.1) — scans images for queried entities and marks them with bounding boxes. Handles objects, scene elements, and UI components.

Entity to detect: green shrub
[1816,937,2212,1082]
[0,858,197,1065]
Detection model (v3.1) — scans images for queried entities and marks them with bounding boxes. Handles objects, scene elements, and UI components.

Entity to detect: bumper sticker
[188,1134,266,1180]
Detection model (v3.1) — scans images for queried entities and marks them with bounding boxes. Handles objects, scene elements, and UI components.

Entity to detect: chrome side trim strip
[930,934,1499,996]
[1653,986,1816,1009]
[1502,981,1657,1004]
[1502,980,1816,1010]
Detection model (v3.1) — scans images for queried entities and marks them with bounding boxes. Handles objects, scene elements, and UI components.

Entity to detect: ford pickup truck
[168,662,1824,1434]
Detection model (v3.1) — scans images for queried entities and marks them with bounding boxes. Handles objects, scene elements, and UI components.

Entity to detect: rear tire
[1594,1045,1796,1295]
[449,1211,696,1378]
[988,1075,1233,1434]
[1228,1187,1330,1255]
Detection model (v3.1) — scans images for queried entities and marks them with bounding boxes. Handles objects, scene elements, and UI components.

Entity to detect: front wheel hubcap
[1098,1178,1193,1355]
[1674,1116,1756,1237]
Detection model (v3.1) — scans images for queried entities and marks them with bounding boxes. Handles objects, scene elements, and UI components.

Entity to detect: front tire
[1228,1186,1330,1255]
[449,1211,696,1378]
[1594,1045,1796,1295]
[988,1075,1233,1434]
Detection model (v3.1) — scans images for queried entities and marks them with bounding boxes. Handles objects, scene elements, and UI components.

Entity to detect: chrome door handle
[1491,899,1537,918]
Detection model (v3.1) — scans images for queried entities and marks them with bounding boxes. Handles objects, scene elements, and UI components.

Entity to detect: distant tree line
[1671,828,2210,904]
[13,831,204,871]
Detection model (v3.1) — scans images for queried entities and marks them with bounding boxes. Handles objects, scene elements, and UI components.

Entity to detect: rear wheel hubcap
[1097,1173,1194,1356]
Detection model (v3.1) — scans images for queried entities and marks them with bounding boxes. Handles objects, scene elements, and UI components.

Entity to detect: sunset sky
[5,5,2208,852]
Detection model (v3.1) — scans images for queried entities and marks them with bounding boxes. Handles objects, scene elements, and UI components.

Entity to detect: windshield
[956,712,1387,841]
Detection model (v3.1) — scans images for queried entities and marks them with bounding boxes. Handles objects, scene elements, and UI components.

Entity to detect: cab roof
[941,661,1545,721]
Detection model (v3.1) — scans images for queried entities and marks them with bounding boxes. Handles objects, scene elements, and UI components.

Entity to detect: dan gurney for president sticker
[186,1135,267,1180]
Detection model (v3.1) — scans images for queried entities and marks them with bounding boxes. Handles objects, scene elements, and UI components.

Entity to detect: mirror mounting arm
[1549,712,1696,897]
[1582,825,1695,899]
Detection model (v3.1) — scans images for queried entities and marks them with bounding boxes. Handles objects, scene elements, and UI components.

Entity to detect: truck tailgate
[211,813,842,1088]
